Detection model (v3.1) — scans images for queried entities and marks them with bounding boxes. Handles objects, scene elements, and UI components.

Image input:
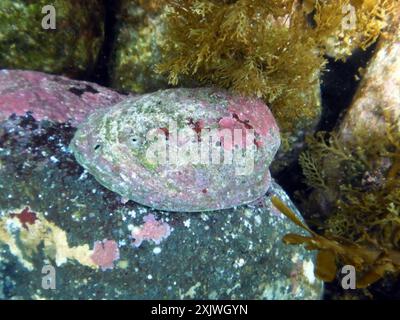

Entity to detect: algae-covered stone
[71,88,281,212]
[110,1,169,93]
[0,116,323,299]
[0,0,104,77]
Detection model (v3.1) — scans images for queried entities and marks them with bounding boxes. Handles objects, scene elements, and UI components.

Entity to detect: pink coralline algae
[218,117,253,151]
[217,95,277,151]
[90,239,120,271]
[132,214,172,247]
[0,69,125,126]
[227,96,276,137]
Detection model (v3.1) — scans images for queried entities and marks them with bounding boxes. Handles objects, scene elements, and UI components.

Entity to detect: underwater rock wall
[303,9,400,218]
[0,0,399,300]
[295,7,400,295]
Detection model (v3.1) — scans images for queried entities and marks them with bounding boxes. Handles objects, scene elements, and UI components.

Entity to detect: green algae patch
[0,0,105,77]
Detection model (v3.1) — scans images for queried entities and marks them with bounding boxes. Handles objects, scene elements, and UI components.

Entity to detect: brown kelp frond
[272,195,400,288]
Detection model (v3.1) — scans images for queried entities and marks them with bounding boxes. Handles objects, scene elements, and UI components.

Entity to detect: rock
[110,1,170,93]
[0,116,323,299]
[338,10,400,144]
[0,0,104,77]
[0,70,126,126]
[71,88,281,212]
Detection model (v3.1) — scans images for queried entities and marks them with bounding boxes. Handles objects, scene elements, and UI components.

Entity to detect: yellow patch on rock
[0,208,97,270]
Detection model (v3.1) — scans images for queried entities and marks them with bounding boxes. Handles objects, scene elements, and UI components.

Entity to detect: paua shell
[70,88,280,212]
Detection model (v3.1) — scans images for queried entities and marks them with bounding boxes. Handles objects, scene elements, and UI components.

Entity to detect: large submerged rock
[0,115,323,299]
[0,70,126,126]
[71,88,281,212]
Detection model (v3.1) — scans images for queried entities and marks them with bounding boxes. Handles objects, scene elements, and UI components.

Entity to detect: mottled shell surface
[70,88,280,212]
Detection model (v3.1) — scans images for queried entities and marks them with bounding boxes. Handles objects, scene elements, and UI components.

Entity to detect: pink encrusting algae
[90,239,120,271]
[0,70,125,125]
[227,96,277,137]
[218,116,253,151]
[132,214,172,247]
[215,95,277,150]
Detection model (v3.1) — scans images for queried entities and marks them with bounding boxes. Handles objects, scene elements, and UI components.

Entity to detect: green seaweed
[296,106,400,288]
[0,0,104,77]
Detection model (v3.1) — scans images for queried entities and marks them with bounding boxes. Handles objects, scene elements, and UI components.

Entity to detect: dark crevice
[89,0,122,87]
[317,43,378,133]
[68,84,99,96]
